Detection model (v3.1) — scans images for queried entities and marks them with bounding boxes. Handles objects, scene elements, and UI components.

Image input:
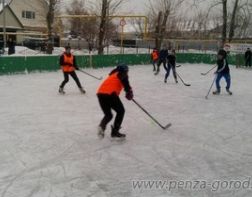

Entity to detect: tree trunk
[154,9,169,51]
[228,0,239,42]
[155,12,162,50]
[221,0,227,47]
[98,0,108,55]
[46,0,55,54]
[159,10,169,48]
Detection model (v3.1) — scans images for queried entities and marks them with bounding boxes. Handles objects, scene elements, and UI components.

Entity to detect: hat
[116,63,129,73]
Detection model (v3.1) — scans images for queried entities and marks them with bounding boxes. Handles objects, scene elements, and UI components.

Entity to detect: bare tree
[130,18,145,37]
[46,0,60,54]
[66,0,98,42]
[235,0,252,38]
[98,0,108,54]
[147,0,185,50]
[92,0,124,54]
[221,0,227,46]
[192,0,251,45]
[228,0,239,42]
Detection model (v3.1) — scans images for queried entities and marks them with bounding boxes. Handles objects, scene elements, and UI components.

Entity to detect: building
[0,0,48,44]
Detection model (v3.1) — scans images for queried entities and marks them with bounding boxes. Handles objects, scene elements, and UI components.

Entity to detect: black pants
[152,59,158,70]
[97,93,125,131]
[245,58,251,67]
[156,59,167,72]
[60,71,82,88]
[165,63,177,81]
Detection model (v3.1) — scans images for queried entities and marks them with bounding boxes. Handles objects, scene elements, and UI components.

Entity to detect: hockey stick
[176,65,181,68]
[201,65,217,76]
[132,99,171,130]
[176,72,191,86]
[205,75,217,99]
[78,69,103,80]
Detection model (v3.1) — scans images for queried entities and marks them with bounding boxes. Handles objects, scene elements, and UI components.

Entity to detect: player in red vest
[59,46,85,94]
[97,64,133,139]
[151,48,159,72]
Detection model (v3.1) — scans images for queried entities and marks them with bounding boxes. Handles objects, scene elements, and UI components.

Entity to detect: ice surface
[0,64,252,197]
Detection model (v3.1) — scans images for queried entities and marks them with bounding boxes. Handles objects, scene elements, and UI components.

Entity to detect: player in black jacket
[245,48,252,67]
[164,49,178,83]
[155,46,168,75]
[213,49,232,95]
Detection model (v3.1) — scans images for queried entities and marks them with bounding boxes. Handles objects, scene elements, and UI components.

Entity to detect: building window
[22,11,35,19]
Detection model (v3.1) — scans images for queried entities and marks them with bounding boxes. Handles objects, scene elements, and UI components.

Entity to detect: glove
[75,66,79,70]
[126,90,133,100]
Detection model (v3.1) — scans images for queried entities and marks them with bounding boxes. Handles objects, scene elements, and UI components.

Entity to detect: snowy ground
[0,64,252,197]
[1,46,150,56]
[1,46,218,57]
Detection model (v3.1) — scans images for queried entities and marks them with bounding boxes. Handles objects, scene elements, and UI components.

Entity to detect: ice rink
[1,64,252,197]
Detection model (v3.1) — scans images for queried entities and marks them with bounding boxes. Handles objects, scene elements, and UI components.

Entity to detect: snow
[1,64,252,197]
[1,46,150,56]
[2,45,217,57]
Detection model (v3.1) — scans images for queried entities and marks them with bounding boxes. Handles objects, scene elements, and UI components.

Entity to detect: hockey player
[245,48,252,67]
[59,46,85,94]
[97,64,133,139]
[151,48,159,71]
[164,49,178,83]
[155,45,168,75]
[213,49,232,95]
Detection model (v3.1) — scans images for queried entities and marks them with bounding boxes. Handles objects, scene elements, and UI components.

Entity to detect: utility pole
[2,0,7,48]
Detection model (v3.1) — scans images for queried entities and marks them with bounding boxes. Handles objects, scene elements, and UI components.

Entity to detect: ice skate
[111,125,126,139]
[213,90,220,95]
[154,69,160,75]
[226,89,233,95]
[59,87,65,94]
[98,126,105,139]
[79,87,86,94]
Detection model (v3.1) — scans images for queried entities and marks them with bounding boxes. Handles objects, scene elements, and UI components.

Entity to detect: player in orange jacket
[97,64,133,139]
[151,48,159,72]
[59,46,85,94]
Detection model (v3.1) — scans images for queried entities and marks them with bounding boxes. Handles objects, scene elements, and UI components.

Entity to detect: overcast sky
[61,0,205,16]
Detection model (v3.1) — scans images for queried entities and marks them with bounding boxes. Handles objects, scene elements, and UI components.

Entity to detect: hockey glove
[126,90,133,100]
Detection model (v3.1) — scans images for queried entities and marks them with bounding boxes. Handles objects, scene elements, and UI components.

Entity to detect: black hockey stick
[201,65,217,76]
[132,99,171,130]
[176,72,191,86]
[205,75,217,99]
[176,64,181,68]
[79,69,103,80]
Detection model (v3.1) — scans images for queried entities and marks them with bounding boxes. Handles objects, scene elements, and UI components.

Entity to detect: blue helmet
[116,63,129,72]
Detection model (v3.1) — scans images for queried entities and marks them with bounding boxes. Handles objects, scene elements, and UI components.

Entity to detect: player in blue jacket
[164,49,178,83]
[213,49,232,95]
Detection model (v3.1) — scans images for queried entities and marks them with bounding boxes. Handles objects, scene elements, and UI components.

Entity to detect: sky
[61,0,213,17]
[62,0,202,14]
[59,0,208,32]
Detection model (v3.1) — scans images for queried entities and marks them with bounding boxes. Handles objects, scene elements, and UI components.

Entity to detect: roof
[0,3,24,29]
[0,0,12,12]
